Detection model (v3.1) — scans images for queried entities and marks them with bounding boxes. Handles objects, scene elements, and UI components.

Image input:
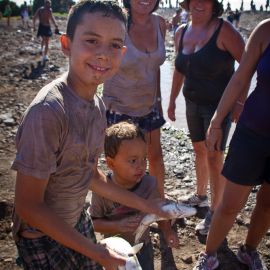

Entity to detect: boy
[90,121,180,270]
[12,1,168,269]
[33,0,58,61]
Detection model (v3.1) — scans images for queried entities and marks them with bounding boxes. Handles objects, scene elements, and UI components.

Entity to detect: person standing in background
[233,9,241,28]
[4,1,12,27]
[33,0,58,61]
[21,1,31,29]
[103,0,167,199]
[167,0,244,235]
[171,8,181,34]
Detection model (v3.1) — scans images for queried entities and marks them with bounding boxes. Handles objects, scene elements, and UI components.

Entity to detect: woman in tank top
[167,0,245,236]
[103,1,167,197]
[195,19,270,270]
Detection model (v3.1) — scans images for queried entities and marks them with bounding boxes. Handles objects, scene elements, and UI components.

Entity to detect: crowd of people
[5,0,269,269]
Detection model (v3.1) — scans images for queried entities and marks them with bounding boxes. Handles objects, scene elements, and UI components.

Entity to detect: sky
[13,0,268,10]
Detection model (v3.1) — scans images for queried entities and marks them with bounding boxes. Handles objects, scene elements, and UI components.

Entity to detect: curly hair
[105,121,146,158]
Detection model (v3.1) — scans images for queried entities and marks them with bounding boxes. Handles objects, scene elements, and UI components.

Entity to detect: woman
[195,18,270,270]
[167,0,244,235]
[103,0,166,198]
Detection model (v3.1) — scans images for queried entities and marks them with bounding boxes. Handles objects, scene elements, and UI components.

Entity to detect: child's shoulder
[31,75,67,107]
[22,75,70,123]
[140,174,157,189]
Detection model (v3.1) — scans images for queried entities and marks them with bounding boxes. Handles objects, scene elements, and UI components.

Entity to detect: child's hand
[117,215,142,233]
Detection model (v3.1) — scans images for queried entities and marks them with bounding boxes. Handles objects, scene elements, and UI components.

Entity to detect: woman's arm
[207,20,269,151]
[219,20,247,111]
[167,26,185,121]
[167,69,185,121]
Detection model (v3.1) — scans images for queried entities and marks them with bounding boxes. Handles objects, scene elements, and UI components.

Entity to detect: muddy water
[160,60,257,144]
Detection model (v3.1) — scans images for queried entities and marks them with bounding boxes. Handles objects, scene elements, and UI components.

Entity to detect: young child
[33,0,58,61]
[90,121,180,270]
[12,1,168,269]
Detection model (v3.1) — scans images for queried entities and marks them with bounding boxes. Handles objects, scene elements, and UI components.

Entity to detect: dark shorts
[222,123,270,186]
[37,23,52,37]
[16,210,103,270]
[106,109,165,133]
[137,241,154,270]
[185,99,231,150]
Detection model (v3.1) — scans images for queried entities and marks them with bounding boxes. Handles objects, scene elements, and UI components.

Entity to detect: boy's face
[107,138,147,189]
[61,12,126,91]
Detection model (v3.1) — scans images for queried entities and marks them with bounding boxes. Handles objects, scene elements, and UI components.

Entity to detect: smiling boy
[12,1,167,269]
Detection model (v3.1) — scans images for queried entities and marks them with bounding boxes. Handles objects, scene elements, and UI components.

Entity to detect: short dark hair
[105,121,146,158]
[66,0,127,40]
[185,0,223,17]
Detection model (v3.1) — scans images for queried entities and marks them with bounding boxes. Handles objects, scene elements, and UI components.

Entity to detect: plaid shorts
[106,108,165,133]
[16,210,103,270]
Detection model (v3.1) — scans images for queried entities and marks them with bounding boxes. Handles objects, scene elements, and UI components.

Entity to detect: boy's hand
[146,198,172,219]
[95,244,126,270]
[117,215,142,233]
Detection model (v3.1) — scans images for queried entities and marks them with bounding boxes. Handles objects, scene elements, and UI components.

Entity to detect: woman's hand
[206,124,223,151]
[167,101,176,121]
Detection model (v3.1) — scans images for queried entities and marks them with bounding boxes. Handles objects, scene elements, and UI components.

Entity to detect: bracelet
[237,101,244,106]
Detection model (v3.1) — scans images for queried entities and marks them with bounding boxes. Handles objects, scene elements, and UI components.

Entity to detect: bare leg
[245,182,270,249]
[146,128,165,198]
[41,37,45,53]
[44,37,50,56]
[205,180,252,254]
[192,141,209,197]
[207,150,225,211]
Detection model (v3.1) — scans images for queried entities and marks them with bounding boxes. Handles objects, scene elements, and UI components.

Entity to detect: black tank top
[175,19,235,106]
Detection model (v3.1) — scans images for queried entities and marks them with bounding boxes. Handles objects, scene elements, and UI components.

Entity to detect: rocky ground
[0,10,270,270]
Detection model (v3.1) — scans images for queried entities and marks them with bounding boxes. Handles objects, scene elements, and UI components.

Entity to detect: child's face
[61,12,126,91]
[107,138,147,189]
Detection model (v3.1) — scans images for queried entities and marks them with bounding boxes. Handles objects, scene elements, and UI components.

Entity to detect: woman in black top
[167,0,244,236]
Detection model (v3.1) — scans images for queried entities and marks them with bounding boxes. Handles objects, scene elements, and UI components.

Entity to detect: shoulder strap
[179,24,188,52]
[212,18,223,40]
